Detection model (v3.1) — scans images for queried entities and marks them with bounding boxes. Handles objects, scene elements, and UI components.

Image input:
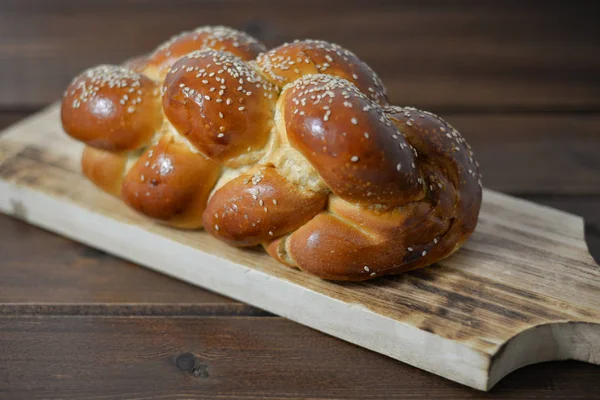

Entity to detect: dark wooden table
[1,1,599,398]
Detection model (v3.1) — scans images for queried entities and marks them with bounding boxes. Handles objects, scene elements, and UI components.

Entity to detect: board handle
[488,321,600,390]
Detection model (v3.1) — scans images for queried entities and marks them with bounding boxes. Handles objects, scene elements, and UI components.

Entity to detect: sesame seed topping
[214,224,220,231]
[350,156,360,162]
[351,118,358,125]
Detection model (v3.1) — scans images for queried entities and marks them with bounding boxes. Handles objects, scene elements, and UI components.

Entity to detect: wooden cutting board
[1,105,598,391]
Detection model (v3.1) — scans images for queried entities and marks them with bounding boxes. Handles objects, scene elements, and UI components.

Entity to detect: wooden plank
[1,0,598,110]
[0,106,599,391]
[447,113,600,195]
[0,214,270,315]
[2,109,600,195]
[1,196,597,311]
[523,196,600,266]
[0,316,598,400]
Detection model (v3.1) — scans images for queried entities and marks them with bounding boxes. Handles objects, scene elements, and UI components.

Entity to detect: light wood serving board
[1,105,599,391]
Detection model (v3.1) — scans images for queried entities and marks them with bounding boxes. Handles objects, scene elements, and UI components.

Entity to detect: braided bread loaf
[61,26,482,281]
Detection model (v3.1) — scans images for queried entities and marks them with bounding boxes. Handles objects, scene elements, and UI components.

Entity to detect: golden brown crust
[257,40,387,105]
[384,106,483,236]
[121,134,221,229]
[283,75,423,207]
[203,166,327,247]
[61,65,162,152]
[277,106,482,280]
[145,26,266,81]
[61,25,483,281]
[81,146,127,197]
[162,50,278,167]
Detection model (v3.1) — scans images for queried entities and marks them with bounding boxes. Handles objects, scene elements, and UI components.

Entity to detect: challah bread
[61,25,482,281]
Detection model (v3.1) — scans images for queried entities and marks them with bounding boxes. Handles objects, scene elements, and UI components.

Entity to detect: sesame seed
[434,238,438,244]
[272,199,278,205]
[407,247,413,252]
[370,272,376,277]
[396,163,402,171]
[217,133,225,138]
[350,156,359,162]
[269,231,274,236]
[259,199,264,206]
[204,95,211,100]
[364,266,370,272]
[238,106,245,111]
[214,224,220,231]
[422,251,427,256]
[351,118,358,125]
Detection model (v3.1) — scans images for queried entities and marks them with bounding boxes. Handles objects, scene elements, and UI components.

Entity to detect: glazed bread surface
[61,26,483,281]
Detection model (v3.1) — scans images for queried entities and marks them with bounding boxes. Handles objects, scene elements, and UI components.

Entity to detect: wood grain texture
[1,0,599,110]
[1,316,599,400]
[449,114,600,195]
[0,106,598,390]
[0,214,244,309]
